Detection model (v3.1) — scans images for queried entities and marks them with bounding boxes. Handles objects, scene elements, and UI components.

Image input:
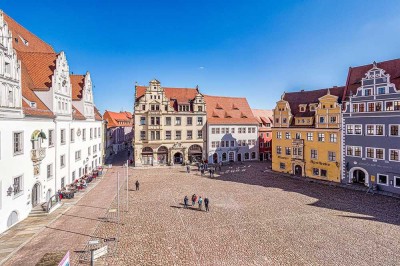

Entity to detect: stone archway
[157,146,168,165]
[174,152,183,164]
[142,147,153,165]
[294,165,302,176]
[349,167,369,186]
[188,145,202,163]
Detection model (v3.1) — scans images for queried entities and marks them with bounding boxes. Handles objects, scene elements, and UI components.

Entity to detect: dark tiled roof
[343,58,400,100]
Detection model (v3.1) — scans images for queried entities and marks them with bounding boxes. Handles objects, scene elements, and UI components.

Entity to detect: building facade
[272,87,344,182]
[0,10,103,233]
[342,60,400,194]
[204,95,259,163]
[133,80,206,166]
[252,109,273,161]
[103,110,133,160]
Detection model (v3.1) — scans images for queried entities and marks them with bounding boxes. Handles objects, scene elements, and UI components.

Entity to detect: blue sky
[3,0,400,113]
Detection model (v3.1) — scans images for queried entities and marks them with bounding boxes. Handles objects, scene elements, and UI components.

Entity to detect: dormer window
[299,105,306,112]
[30,102,37,108]
[364,89,371,96]
[319,117,325,124]
[377,87,386,94]
[197,106,203,112]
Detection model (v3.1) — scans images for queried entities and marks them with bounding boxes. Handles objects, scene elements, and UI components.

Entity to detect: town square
[1,1,400,265]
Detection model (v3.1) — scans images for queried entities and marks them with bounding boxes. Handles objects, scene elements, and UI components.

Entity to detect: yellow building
[271,87,344,182]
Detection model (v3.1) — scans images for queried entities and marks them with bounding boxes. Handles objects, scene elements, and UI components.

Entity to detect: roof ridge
[3,12,55,52]
[204,94,247,100]
[17,50,57,55]
[350,58,400,69]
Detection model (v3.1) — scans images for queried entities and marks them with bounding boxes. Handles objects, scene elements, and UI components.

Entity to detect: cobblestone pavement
[91,162,400,266]
[5,161,400,265]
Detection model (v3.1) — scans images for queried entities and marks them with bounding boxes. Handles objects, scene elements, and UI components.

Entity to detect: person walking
[184,195,189,208]
[204,197,209,212]
[198,196,203,210]
[135,180,140,191]
[186,165,190,173]
[219,161,222,171]
[192,194,197,206]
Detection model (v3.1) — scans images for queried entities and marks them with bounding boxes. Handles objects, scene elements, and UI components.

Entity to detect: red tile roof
[18,51,57,91]
[20,61,54,118]
[70,74,85,101]
[103,110,132,128]
[3,12,54,53]
[204,95,258,125]
[72,105,86,120]
[136,86,198,102]
[94,107,103,121]
[343,58,400,101]
[252,109,273,125]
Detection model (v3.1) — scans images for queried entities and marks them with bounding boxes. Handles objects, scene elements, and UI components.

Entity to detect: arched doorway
[157,146,168,165]
[32,183,41,207]
[213,153,218,164]
[142,147,153,165]
[222,152,227,162]
[237,153,242,162]
[7,211,19,228]
[174,152,183,164]
[294,165,302,176]
[353,170,366,184]
[188,145,202,163]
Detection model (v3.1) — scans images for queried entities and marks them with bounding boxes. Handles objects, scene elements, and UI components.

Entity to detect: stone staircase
[28,206,47,218]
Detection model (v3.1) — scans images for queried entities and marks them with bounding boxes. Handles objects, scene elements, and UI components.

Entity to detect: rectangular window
[216,128,220,134]
[70,129,75,142]
[140,131,146,140]
[277,132,282,139]
[187,130,192,139]
[313,168,319,176]
[75,150,81,161]
[328,151,336,161]
[329,133,337,143]
[13,132,23,155]
[238,128,242,134]
[285,132,290,139]
[165,131,171,140]
[318,133,325,142]
[187,117,192,125]
[346,146,353,156]
[386,101,394,111]
[175,117,181,125]
[366,125,374,135]
[231,128,235,134]
[230,140,235,147]
[376,125,384,135]
[307,132,313,141]
[364,89,371,96]
[368,102,375,112]
[285,147,291,155]
[377,174,388,185]
[295,133,301,139]
[276,146,282,155]
[347,125,354,134]
[354,147,362,157]
[359,103,365,112]
[60,155,65,168]
[311,149,318,159]
[366,148,374,158]
[197,117,203,125]
[72,171,76,182]
[61,177,65,188]
[60,129,66,145]
[321,169,327,177]
[376,148,384,160]
[13,175,22,196]
[82,129,86,141]
[329,116,337,123]
[198,106,203,112]
[378,87,386,94]
[175,131,181,140]
[47,164,53,179]
[394,176,400,188]
[355,125,362,135]
[390,125,399,136]
[390,149,400,161]
[48,130,54,147]
[211,128,216,134]
[279,163,285,169]
[90,128,93,139]
[198,130,203,139]
[375,102,382,111]
[165,117,171,126]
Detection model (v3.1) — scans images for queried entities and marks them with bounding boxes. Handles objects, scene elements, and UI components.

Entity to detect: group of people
[183,194,210,212]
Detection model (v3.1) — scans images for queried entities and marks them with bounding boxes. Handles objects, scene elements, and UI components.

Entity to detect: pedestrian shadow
[170,205,204,212]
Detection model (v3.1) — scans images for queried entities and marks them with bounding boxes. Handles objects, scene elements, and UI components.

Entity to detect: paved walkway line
[0,170,108,265]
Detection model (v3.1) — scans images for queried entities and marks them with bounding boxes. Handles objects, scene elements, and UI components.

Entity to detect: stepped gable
[70,74,85,101]
[343,58,400,101]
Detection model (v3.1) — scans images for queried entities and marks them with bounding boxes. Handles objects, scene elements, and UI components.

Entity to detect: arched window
[222,152,227,161]
[7,211,19,228]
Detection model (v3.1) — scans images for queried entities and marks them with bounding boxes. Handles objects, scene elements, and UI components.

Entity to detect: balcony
[31,148,46,162]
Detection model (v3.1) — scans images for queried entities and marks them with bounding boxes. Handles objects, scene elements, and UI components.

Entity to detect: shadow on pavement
[212,162,400,226]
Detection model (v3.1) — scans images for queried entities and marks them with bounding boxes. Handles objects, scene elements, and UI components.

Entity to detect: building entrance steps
[0,168,108,265]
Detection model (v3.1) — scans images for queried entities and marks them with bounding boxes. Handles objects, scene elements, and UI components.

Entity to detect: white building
[204,95,259,163]
[0,10,103,233]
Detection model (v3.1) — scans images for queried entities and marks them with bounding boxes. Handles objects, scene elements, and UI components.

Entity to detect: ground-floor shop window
[321,169,327,177]
[377,174,389,185]
[394,176,400,188]
[313,168,319,176]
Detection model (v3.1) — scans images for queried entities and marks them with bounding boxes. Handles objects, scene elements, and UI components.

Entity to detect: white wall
[207,124,259,163]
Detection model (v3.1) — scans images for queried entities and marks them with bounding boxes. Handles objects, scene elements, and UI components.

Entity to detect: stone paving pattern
[3,159,400,265]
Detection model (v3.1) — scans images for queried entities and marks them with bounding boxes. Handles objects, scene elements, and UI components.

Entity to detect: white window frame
[47,164,53,179]
[365,124,384,136]
[394,176,400,188]
[389,149,400,162]
[377,173,389,186]
[307,132,313,141]
[389,124,400,137]
[13,131,24,156]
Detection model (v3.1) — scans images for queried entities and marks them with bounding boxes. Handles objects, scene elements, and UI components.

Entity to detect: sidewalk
[0,169,109,265]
